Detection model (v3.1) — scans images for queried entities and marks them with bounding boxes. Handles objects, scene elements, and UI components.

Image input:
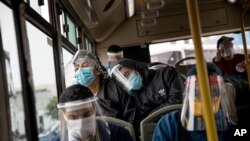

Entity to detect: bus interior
[0,0,250,141]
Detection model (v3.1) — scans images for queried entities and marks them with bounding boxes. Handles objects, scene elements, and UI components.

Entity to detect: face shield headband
[180,75,233,131]
[57,97,111,141]
[110,64,143,95]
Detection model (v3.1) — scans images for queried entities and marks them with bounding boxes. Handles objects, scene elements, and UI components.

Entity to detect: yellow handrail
[185,1,218,141]
[240,10,250,89]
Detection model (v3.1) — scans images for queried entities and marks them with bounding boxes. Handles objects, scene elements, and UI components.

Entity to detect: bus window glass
[60,11,66,37]
[26,22,59,140]
[0,2,27,140]
[150,33,250,66]
[28,0,50,22]
[63,48,74,87]
[66,14,77,46]
[85,37,92,52]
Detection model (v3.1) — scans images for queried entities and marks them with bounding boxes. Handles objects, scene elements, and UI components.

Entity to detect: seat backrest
[101,116,136,141]
[140,104,182,141]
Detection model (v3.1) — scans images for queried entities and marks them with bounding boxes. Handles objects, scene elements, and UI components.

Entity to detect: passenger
[213,36,247,79]
[110,58,184,132]
[57,84,133,141]
[152,63,237,141]
[70,50,135,124]
[105,45,123,74]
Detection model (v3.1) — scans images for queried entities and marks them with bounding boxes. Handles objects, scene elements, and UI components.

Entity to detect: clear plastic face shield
[181,75,234,131]
[65,50,107,87]
[110,64,143,94]
[57,97,111,141]
[218,37,240,60]
[107,51,123,63]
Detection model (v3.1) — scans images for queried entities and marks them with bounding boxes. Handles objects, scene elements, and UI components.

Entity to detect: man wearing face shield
[57,84,133,141]
[105,45,123,74]
[110,59,184,134]
[213,36,247,78]
[152,63,238,141]
[67,50,135,126]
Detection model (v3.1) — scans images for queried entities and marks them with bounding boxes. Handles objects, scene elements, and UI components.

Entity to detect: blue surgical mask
[128,72,143,91]
[75,67,96,87]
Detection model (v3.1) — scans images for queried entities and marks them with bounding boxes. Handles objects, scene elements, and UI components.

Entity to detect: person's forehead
[65,107,94,115]
[119,65,133,72]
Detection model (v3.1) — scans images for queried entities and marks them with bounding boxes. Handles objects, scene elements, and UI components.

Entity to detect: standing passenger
[213,36,247,79]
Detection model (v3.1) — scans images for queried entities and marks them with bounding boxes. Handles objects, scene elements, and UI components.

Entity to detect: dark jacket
[153,110,239,141]
[97,78,136,123]
[111,59,184,128]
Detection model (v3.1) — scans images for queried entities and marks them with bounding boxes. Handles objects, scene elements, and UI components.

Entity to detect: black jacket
[111,59,185,127]
[97,78,136,123]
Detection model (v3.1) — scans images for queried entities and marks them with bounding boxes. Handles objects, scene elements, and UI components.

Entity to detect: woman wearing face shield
[152,63,238,141]
[110,58,184,135]
[57,84,133,141]
[65,50,135,127]
[213,36,247,79]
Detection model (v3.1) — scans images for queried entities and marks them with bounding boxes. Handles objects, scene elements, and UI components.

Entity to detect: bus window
[26,22,59,139]
[27,0,50,23]
[0,2,27,140]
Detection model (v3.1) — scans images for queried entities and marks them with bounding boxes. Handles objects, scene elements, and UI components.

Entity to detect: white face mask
[67,115,96,141]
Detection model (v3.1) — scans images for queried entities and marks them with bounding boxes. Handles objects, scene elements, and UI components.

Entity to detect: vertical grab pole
[240,10,250,89]
[185,1,218,141]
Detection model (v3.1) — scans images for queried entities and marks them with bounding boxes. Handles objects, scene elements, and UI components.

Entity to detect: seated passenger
[105,45,123,74]
[152,63,237,141]
[57,84,133,141]
[110,58,184,131]
[69,50,135,124]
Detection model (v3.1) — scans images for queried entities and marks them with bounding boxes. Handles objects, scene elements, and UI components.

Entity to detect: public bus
[0,0,250,141]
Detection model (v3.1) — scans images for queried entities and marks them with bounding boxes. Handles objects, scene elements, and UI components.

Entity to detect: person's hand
[214,50,221,62]
[236,60,246,73]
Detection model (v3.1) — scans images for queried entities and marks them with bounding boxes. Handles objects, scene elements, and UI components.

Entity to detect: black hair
[59,84,93,103]
[107,45,122,53]
[217,36,234,49]
[187,62,222,76]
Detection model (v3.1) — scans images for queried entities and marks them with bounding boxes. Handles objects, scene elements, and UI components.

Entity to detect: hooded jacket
[110,59,185,127]
[97,77,136,123]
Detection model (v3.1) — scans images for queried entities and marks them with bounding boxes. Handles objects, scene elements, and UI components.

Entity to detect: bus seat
[140,104,182,141]
[101,116,136,141]
[175,57,195,76]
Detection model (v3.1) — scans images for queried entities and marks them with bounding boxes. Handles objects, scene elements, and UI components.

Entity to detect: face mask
[128,72,143,92]
[75,67,96,87]
[67,115,96,141]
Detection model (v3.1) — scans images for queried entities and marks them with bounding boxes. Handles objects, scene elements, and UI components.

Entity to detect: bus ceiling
[68,0,250,48]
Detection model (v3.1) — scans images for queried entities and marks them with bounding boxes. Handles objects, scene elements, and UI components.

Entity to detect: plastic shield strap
[180,75,233,131]
[57,97,111,141]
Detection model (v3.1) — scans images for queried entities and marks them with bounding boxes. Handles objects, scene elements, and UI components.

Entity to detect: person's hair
[59,84,93,103]
[217,36,234,49]
[107,45,122,53]
[187,63,222,76]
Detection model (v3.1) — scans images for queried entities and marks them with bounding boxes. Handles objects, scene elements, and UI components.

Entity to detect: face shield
[218,37,241,59]
[57,97,111,141]
[107,51,123,63]
[180,75,234,131]
[65,50,108,87]
[110,64,143,94]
